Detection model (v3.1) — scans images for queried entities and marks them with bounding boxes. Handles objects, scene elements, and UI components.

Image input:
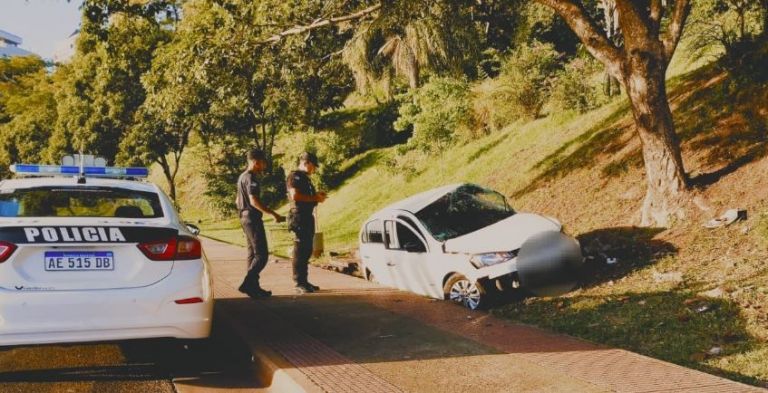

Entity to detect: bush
[394,77,473,152]
[357,101,407,150]
[472,78,519,133]
[275,130,353,190]
[318,101,405,153]
[720,39,768,87]
[472,41,560,131]
[384,145,427,180]
[199,134,286,217]
[549,56,609,113]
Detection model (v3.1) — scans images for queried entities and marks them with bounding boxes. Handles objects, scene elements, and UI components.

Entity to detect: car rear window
[0,186,164,218]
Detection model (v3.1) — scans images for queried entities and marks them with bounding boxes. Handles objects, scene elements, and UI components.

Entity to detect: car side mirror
[403,242,425,253]
[185,223,201,236]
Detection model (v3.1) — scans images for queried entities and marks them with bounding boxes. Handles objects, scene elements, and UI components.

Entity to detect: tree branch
[263,4,381,44]
[615,1,655,46]
[663,0,691,62]
[537,0,624,78]
[650,0,664,31]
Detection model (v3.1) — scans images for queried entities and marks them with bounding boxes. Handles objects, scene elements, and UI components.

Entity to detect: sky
[0,0,83,60]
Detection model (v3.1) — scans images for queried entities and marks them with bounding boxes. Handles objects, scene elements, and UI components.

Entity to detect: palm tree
[342,3,477,97]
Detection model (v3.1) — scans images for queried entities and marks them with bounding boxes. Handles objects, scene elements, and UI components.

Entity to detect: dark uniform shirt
[286,170,317,217]
[236,171,262,219]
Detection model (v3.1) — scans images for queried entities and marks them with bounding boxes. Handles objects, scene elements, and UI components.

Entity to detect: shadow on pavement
[0,320,257,387]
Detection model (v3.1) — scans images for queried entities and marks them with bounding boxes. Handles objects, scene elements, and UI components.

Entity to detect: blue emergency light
[10,164,149,178]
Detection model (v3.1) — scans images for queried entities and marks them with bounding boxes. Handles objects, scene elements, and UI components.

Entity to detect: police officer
[286,152,327,294]
[236,148,284,298]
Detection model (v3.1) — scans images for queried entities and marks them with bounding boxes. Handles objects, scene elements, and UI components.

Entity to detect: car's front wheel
[444,274,488,310]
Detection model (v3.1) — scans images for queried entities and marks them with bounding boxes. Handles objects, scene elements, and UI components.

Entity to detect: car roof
[372,183,466,218]
[0,177,159,193]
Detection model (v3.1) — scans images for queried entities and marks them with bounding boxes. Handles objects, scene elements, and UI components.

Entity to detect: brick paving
[204,238,765,393]
[212,261,403,393]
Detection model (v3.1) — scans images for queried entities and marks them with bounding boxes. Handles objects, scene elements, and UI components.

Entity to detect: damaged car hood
[443,213,561,254]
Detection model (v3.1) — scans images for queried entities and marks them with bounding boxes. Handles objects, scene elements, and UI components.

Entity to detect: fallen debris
[698,287,725,299]
[653,271,683,283]
[318,259,361,277]
[707,346,723,356]
[704,208,747,229]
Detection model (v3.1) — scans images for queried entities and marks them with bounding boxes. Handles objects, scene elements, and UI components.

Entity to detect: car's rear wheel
[444,274,487,310]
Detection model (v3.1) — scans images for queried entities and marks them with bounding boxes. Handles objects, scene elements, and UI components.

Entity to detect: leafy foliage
[342,0,485,94]
[394,77,473,152]
[473,41,561,128]
[0,57,56,178]
[549,54,609,114]
[275,129,355,190]
[49,4,170,163]
[687,0,768,86]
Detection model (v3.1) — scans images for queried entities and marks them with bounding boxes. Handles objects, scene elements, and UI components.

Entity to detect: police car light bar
[10,164,149,178]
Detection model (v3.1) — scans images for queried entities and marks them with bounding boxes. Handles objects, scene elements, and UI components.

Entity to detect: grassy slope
[164,51,768,384]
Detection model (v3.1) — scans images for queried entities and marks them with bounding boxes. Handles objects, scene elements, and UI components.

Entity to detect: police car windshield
[415,185,515,241]
[0,187,163,218]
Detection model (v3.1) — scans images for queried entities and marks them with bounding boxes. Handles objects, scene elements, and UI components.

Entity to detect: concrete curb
[214,302,324,393]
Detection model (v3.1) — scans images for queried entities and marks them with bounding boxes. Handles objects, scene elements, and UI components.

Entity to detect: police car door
[383,219,431,296]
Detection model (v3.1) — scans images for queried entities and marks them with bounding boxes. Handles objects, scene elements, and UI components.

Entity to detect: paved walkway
[201,238,764,393]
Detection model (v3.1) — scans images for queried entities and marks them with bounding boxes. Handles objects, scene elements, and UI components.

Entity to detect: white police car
[0,160,213,346]
[359,183,583,310]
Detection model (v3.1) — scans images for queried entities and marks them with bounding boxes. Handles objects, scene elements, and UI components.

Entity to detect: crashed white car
[0,163,213,346]
[359,183,583,309]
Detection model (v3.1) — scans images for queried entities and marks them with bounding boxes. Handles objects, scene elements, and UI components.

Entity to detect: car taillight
[0,241,17,263]
[176,236,202,260]
[138,238,177,260]
[137,236,201,261]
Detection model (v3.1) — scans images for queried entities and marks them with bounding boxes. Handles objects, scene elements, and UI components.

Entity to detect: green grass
[492,290,763,385]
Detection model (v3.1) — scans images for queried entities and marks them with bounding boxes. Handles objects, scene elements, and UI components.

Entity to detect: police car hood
[443,213,561,254]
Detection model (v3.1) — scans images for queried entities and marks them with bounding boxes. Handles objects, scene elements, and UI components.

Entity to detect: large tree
[539,0,692,226]
[0,57,57,178]
[49,0,173,163]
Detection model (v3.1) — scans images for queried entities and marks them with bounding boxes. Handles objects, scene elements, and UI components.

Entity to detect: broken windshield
[414,185,515,241]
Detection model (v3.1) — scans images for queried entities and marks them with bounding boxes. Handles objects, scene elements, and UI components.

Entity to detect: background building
[0,29,36,58]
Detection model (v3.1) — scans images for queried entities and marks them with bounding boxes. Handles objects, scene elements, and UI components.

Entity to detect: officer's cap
[299,151,320,167]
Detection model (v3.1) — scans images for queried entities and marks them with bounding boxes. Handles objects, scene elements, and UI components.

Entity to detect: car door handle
[363,256,371,259]
[386,262,396,267]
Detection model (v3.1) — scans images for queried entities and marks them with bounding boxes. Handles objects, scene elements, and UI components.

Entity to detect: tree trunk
[762,0,768,39]
[158,155,177,204]
[622,52,689,227]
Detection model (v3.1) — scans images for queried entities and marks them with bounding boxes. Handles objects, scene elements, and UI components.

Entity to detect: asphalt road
[0,320,256,393]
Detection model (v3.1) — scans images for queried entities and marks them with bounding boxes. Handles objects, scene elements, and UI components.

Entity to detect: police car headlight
[470,251,518,268]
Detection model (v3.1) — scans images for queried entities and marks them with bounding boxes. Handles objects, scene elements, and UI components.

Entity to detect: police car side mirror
[185,223,201,236]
